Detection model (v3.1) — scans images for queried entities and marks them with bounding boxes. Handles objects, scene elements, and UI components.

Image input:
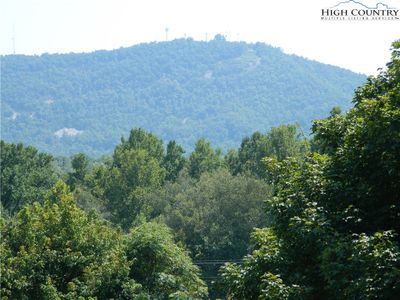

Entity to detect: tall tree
[126,222,208,299]
[163,140,186,181]
[267,124,308,161]
[106,148,165,229]
[94,128,168,229]
[0,141,57,214]
[188,138,224,179]
[234,125,308,178]
[67,153,89,190]
[116,128,165,163]
[237,131,270,177]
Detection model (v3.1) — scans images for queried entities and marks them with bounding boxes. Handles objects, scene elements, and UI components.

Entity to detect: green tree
[311,106,345,155]
[0,181,143,299]
[125,222,208,299]
[237,131,270,177]
[219,228,300,299]
[163,140,186,181]
[267,124,308,161]
[99,128,167,229]
[235,125,308,178]
[224,149,241,176]
[1,181,208,299]
[188,138,224,179]
[219,41,400,299]
[321,231,400,299]
[67,153,89,190]
[144,169,271,260]
[106,148,165,229]
[0,141,58,214]
[117,128,165,162]
[71,153,89,181]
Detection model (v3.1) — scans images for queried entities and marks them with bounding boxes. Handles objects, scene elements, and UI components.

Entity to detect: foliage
[188,138,224,179]
[141,169,271,297]
[125,222,208,299]
[67,153,89,190]
[116,128,165,162]
[72,186,109,219]
[321,231,400,299]
[144,169,272,260]
[84,128,165,229]
[0,181,140,299]
[219,41,400,299]
[219,228,301,299]
[105,151,165,229]
[231,124,309,178]
[163,140,186,181]
[1,38,365,156]
[1,181,207,299]
[0,141,58,214]
[2,40,399,299]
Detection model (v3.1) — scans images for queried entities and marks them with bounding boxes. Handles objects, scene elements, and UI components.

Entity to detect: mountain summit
[1,38,365,156]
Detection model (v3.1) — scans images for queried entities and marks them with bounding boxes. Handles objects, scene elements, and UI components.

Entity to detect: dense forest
[1,41,399,299]
[1,36,365,156]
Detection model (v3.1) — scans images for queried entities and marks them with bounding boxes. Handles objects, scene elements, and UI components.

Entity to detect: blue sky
[1,0,399,74]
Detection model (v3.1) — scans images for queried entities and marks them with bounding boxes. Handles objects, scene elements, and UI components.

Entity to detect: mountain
[330,0,396,9]
[1,37,366,156]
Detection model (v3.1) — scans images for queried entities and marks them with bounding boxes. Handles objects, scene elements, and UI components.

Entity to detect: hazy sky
[1,0,399,75]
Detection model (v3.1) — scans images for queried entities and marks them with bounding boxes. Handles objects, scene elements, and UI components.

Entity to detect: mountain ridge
[1,38,366,156]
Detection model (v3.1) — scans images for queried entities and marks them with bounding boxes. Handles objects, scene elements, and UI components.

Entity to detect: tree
[219,228,300,299]
[234,125,308,178]
[116,128,165,163]
[0,141,58,214]
[219,41,400,299]
[0,181,142,299]
[188,138,224,179]
[163,140,186,181]
[67,153,89,190]
[224,149,240,176]
[311,106,345,155]
[237,131,270,177]
[125,222,208,299]
[267,124,308,161]
[144,169,272,260]
[105,148,165,229]
[96,128,167,229]
[1,181,208,299]
[312,41,400,234]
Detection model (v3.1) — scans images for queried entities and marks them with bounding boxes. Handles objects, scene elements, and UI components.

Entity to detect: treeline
[1,41,399,299]
[1,122,306,298]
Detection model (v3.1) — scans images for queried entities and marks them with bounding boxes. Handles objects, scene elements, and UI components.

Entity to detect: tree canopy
[1,181,207,299]
[0,141,58,214]
[219,40,400,299]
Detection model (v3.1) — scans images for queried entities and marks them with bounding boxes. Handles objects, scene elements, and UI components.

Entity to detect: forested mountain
[1,36,365,156]
[1,40,399,299]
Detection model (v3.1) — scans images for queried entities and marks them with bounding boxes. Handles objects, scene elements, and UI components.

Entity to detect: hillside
[1,36,366,156]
